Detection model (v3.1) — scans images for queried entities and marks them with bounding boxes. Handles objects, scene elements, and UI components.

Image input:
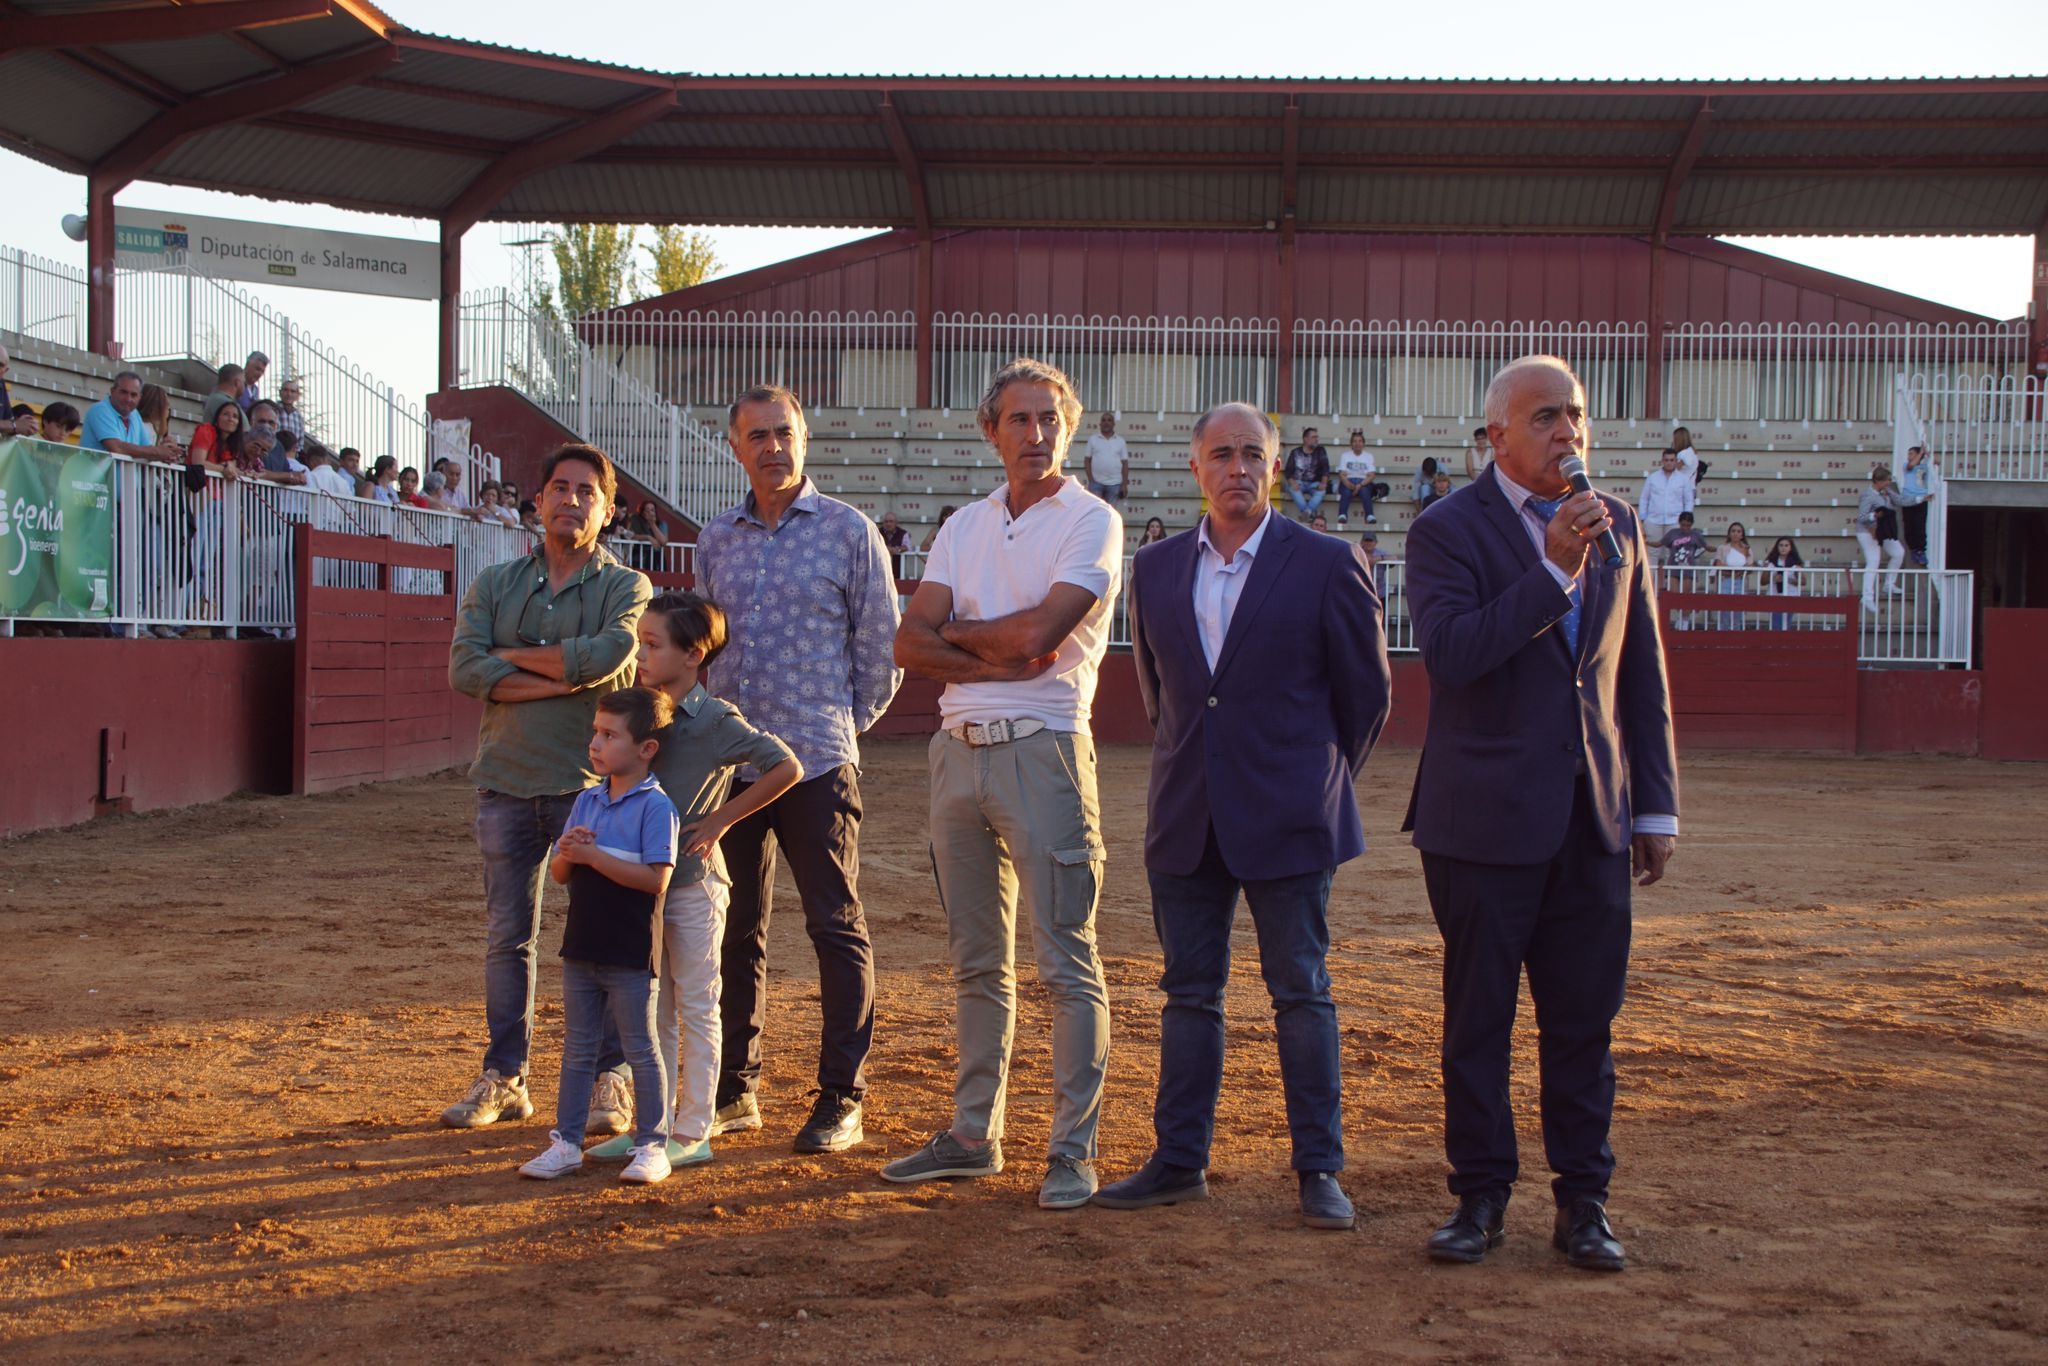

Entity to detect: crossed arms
[894,580,1100,683]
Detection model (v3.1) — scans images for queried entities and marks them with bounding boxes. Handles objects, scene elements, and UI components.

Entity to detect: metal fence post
[386,384,398,463]
[666,405,681,505]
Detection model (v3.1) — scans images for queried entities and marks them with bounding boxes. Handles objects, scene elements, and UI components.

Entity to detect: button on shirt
[1193,508,1272,671]
[923,476,1123,733]
[696,478,903,780]
[1493,467,1677,838]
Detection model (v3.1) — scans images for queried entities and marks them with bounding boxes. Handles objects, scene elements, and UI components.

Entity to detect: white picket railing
[934,313,1280,414]
[1899,371,2048,483]
[1664,322,2029,425]
[1293,320,1649,419]
[1658,563,1972,665]
[1,243,429,467]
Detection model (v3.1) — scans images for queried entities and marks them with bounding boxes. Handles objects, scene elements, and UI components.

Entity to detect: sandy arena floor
[2,741,2046,1362]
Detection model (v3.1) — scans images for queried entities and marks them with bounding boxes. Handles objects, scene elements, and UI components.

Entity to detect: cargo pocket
[1049,843,1106,929]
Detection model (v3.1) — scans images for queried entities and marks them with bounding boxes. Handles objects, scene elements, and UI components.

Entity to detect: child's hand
[679,817,727,860]
[560,825,596,846]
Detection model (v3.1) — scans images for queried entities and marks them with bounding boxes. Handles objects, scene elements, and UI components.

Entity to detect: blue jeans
[1337,481,1374,521]
[1147,827,1343,1172]
[555,959,668,1147]
[475,789,623,1081]
[1286,481,1326,518]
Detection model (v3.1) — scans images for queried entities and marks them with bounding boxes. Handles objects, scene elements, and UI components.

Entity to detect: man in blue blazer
[1403,355,1680,1272]
[1094,402,1392,1230]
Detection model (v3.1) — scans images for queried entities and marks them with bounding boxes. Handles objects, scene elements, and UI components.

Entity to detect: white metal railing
[1657,563,1972,665]
[1,243,430,468]
[1293,320,1648,419]
[1901,371,2048,483]
[934,313,1280,414]
[459,288,745,527]
[582,307,919,410]
[1664,322,2029,424]
[2,455,536,634]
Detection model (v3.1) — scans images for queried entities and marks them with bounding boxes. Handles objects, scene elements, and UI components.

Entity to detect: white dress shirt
[1492,467,1677,838]
[1192,508,1272,671]
[1639,466,1696,525]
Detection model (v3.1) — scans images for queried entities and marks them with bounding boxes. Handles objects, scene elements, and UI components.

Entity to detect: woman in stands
[630,499,670,548]
[189,400,246,472]
[1140,517,1167,546]
[920,505,955,553]
[1761,535,1804,630]
[135,384,180,461]
[1715,521,1752,629]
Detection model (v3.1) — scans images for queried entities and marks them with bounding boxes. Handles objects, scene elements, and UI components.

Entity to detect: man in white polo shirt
[883,358,1122,1213]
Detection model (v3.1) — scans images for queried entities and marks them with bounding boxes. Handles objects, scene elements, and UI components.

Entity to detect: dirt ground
[2,741,2046,1363]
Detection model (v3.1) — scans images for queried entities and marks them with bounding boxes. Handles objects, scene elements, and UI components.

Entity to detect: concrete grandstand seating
[3,330,210,432]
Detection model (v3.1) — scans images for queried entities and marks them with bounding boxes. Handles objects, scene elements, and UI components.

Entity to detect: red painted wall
[1980,610,2048,761]
[623,230,1992,328]
[1856,669,1983,756]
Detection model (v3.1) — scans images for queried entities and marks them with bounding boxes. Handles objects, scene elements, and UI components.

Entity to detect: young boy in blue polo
[519,686,681,1186]
[582,590,802,1169]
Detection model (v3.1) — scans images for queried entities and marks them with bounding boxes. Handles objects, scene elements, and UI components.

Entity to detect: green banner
[0,437,113,620]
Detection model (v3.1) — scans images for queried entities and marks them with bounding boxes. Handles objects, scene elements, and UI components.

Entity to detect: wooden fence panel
[1657,592,1860,752]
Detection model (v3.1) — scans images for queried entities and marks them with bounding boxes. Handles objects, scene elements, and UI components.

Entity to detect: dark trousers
[1147,827,1343,1172]
[1903,501,1929,557]
[1337,481,1375,521]
[1420,780,1632,1208]
[716,764,874,1103]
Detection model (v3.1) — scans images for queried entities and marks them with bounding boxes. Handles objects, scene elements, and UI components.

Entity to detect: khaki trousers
[927,727,1110,1160]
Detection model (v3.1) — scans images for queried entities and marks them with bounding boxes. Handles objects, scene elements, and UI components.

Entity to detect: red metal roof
[2,2,2044,236]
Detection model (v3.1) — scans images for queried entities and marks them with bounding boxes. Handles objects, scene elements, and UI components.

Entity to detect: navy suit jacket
[1401,464,1679,865]
[1130,514,1393,881]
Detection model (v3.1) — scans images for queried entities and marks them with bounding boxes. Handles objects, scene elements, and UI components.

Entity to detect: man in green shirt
[442,442,653,1130]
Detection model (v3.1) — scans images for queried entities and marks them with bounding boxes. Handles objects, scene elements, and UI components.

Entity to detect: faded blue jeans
[475,789,623,1082]
[555,959,668,1147]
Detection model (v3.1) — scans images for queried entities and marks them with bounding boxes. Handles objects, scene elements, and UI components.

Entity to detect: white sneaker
[519,1131,584,1180]
[588,1070,633,1136]
[442,1068,534,1128]
[620,1142,672,1185]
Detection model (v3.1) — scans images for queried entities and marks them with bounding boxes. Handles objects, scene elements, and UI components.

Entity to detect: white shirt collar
[1196,507,1273,566]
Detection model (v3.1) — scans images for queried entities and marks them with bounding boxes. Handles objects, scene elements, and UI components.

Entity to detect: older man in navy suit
[1403,355,1679,1272]
[1095,402,1391,1230]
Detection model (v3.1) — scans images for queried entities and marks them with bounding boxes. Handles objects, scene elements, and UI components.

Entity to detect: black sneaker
[793,1089,864,1154]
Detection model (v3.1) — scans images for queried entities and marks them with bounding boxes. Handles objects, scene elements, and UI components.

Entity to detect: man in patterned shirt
[696,384,904,1154]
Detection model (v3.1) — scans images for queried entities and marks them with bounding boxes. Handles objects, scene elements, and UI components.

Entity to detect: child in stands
[586,591,801,1171]
[519,686,681,1186]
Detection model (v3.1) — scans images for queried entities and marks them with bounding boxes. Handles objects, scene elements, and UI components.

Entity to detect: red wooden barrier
[291,528,467,794]
[1657,591,1860,752]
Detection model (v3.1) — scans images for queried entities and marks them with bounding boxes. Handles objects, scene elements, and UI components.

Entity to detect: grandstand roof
[2,2,2046,236]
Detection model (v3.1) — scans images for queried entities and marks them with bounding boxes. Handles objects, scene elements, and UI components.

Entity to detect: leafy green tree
[645,226,721,296]
[536,224,639,319]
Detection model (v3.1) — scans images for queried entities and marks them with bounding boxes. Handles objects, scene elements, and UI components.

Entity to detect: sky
[2,0,2042,413]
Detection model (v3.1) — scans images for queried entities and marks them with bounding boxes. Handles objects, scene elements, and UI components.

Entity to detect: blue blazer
[1130,514,1393,881]
[1400,464,1679,865]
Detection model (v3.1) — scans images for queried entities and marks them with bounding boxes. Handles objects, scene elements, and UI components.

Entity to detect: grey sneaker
[710,1093,762,1136]
[440,1069,533,1128]
[879,1131,1003,1184]
[587,1070,632,1137]
[1038,1154,1098,1210]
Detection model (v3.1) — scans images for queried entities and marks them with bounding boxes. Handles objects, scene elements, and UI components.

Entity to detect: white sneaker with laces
[620,1142,672,1185]
[441,1068,534,1128]
[519,1131,584,1180]
[588,1070,633,1136]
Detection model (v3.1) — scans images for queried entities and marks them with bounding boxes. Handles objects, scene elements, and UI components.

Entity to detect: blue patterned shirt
[696,479,904,778]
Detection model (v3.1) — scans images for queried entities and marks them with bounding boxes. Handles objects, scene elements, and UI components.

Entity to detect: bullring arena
[6,2,2048,1361]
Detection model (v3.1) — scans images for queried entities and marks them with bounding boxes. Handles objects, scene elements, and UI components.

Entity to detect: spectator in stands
[1856,465,1907,610]
[243,424,306,485]
[83,371,180,460]
[1085,412,1129,506]
[698,383,903,1154]
[135,383,181,461]
[1334,429,1379,527]
[1310,512,1331,533]
[519,499,541,533]
[337,447,363,482]
[204,364,244,424]
[304,442,353,498]
[1283,427,1331,521]
[236,351,270,412]
[1661,511,1709,571]
[353,477,377,500]
[921,504,955,553]
[189,395,246,471]
[501,479,520,508]
[628,499,668,547]
[441,460,472,510]
[422,469,454,508]
[1638,448,1695,561]
[0,342,12,412]
[397,465,429,507]
[1672,425,1707,484]
[1140,516,1167,546]
[1761,535,1804,629]
[275,379,306,445]
[370,456,400,504]
[9,402,36,437]
[247,398,282,440]
[1411,455,1441,505]
[1420,470,1454,510]
[1464,426,1489,483]
[1899,445,1933,566]
[1715,521,1752,629]
[1360,529,1388,596]
[877,511,909,576]
[37,402,80,444]
[473,480,519,527]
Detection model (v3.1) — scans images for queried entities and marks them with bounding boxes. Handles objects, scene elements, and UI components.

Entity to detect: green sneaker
[587,1134,713,1166]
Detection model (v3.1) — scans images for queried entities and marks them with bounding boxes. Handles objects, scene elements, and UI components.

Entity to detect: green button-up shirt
[650,682,796,888]
[448,544,652,798]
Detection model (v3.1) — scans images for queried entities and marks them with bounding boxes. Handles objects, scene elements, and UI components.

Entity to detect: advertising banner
[114,206,438,301]
[0,437,114,620]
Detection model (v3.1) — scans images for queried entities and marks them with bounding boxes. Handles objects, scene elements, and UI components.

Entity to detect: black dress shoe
[1299,1171,1354,1230]
[1426,1194,1507,1263]
[1091,1155,1209,1209]
[1553,1198,1626,1271]
[793,1090,864,1153]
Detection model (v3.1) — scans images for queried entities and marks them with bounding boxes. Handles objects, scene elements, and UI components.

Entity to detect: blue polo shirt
[80,398,146,453]
[557,772,679,972]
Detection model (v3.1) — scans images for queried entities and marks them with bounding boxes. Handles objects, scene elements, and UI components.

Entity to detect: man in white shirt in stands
[886,357,1122,1215]
[1083,411,1129,506]
[1637,448,1695,564]
[1334,429,1379,527]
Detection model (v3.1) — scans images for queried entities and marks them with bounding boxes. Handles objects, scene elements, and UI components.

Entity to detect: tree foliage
[536,223,640,319]
[645,226,721,296]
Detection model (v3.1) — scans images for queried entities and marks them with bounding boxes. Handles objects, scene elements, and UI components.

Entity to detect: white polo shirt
[1085,431,1128,484]
[923,476,1123,734]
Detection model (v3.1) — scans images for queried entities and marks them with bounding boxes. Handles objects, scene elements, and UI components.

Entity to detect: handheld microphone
[1559,456,1625,568]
